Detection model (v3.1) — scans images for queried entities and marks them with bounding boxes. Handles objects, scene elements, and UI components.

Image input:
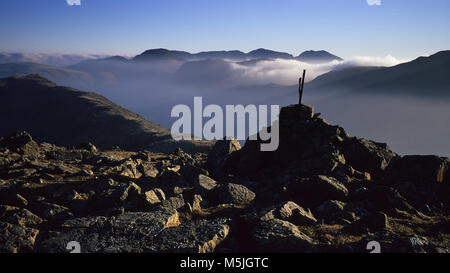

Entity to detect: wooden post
[298,69,306,104]
[298,77,302,104]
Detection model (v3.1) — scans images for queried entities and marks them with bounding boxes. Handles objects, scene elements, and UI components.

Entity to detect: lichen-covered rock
[148,218,230,253]
[37,210,180,253]
[260,201,317,226]
[252,219,314,252]
[0,222,39,253]
[144,190,161,205]
[197,174,218,192]
[160,195,185,211]
[0,205,43,227]
[139,162,159,178]
[212,183,256,206]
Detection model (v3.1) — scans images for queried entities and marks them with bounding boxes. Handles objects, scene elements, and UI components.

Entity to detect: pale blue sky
[0,0,449,59]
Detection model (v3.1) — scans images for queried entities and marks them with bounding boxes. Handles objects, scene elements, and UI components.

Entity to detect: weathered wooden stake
[298,69,306,104]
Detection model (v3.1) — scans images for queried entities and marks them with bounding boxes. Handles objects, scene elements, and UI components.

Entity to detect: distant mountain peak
[133,48,185,62]
[247,48,294,59]
[103,56,129,62]
[296,50,343,64]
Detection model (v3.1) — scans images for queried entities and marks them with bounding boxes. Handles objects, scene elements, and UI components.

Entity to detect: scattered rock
[342,137,397,177]
[386,155,449,184]
[206,138,241,175]
[212,183,256,206]
[144,190,161,206]
[38,209,180,253]
[139,162,159,178]
[0,222,39,253]
[0,205,43,227]
[252,219,314,252]
[148,218,230,253]
[287,175,348,205]
[160,195,185,211]
[197,174,218,192]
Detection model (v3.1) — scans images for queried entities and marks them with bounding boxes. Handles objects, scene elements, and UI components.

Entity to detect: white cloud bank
[366,0,381,6]
[229,55,407,86]
[66,0,81,6]
[0,52,104,67]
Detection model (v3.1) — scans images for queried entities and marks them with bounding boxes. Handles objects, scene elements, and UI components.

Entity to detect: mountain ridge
[0,74,213,153]
[307,50,450,97]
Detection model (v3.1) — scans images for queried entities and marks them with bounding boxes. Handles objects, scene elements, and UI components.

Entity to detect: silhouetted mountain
[101,56,129,62]
[130,48,343,63]
[308,50,450,97]
[296,50,343,64]
[247,48,293,59]
[195,50,247,60]
[133,48,186,62]
[0,74,213,152]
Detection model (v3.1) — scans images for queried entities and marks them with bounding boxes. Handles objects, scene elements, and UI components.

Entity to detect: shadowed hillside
[0,74,213,153]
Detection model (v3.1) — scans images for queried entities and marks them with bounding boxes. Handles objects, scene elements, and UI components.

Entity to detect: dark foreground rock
[0,104,448,253]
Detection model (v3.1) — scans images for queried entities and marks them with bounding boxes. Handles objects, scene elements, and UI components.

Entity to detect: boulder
[76,142,98,153]
[139,162,159,178]
[286,175,348,205]
[261,201,317,226]
[197,174,218,192]
[160,195,185,211]
[212,183,256,206]
[342,137,397,177]
[148,218,230,253]
[0,131,40,157]
[0,205,43,227]
[119,182,142,202]
[144,190,161,206]
[206,138,241,175]
[37,210,180,253]
[0,222,40,253]
[386,155,449,184]
[278,201,317,226]
[252,219,314,252]
[279,104,314,123]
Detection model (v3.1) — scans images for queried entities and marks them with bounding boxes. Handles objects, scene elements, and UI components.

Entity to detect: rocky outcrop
[0,103,448,253]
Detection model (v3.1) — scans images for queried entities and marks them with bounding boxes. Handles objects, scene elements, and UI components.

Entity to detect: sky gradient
[1,0,449,59]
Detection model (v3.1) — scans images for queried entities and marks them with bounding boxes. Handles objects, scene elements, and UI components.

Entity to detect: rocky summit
[0,104,448,253]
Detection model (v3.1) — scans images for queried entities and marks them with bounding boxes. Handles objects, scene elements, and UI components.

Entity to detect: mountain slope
[308,50,450,97]
[133,48,187,62]
[0,74,213,153]
[296,50,343,63]
[247,48,294,59]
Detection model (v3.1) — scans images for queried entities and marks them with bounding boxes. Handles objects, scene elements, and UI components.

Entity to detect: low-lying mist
[2,52,447,157]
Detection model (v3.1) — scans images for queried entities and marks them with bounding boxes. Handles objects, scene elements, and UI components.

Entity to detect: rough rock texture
[0,103,448,253]
[206,138,241,176]
[252,219,314,252]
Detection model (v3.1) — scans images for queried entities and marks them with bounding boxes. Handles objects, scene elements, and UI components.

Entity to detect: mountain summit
[296,50,343,63]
